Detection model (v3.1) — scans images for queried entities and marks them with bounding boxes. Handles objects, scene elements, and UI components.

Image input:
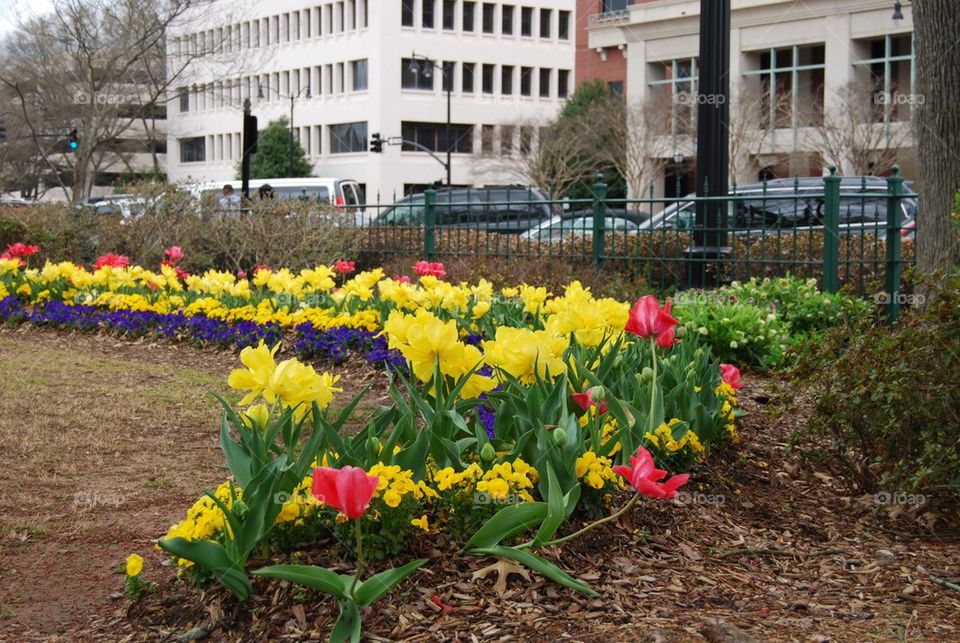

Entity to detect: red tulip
[165,246,184,262]
[394,274,412,284]
[413,260,446,278]
[335,259,356,275]
[625,296,678,345]
[720,363,742,390]
[4,242,39,259]
[572,387,607,414]
[613,446,689,499]
[312,466,380,519]
[92,253,129,270]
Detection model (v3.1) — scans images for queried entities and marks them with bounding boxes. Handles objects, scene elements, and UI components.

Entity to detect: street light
[257,83,311,177]
[408,52,452,186]
[891,0,904,26]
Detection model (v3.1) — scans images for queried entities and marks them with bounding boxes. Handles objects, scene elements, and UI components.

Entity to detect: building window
[539,8,551,38]
[502,5,514,35]
[462,62,476,93]
[500,124,514,154]
[423,0,435,28]
[481,124,495,153]
[558,10,570,39]
[330,121,367,153]
[519,126,533,153]
[402,58,434,90]
[648,57,699,135]
[608,80,624,96]
[602,0,629,12]
[179,136,205,163]
[854,33,915,124]
[401,121,474,153]
[558,69,569,98]
[539,68,551,97]
[442,0,456,30]
[351,59,368,91]
[520,66,532,96]
[520,7,532,36]
[402,0,414,26]
[744,44,825,129]
[463,1,476,30]
[482,63,495,94]
[501,65,514,95]
[482,3,495,33]
[178,87,189,112]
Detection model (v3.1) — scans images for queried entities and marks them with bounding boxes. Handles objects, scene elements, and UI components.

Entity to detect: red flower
[4,243,39,259]
[613,446,689,499]
[92,253,129,270]
[625,295,678,347]
[175,266,190,281]
[335,259,356,275]
[572,387,608,414]
[413,260,446,278]
[311,466,380,519]
[720,363,742,390]
[237,270,248,280]
[394,274,412,284]
[164,246,183,262]
[254,264,270,275]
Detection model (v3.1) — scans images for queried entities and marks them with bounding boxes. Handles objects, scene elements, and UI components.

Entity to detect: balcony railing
[587,9,631,27]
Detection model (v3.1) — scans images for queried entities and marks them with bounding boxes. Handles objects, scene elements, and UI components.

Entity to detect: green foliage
[240,117,313,180]
[796,272,960,498]
[558,79,611,121]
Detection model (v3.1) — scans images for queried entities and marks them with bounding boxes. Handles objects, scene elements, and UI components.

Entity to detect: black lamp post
[691,0,731,287]
[891,0,904,26]
[409,53,452,186]
[257,83,311,177]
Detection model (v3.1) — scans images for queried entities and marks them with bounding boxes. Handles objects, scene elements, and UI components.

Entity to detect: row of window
[178,121,550,163]
[402,1,570,39]
[178,60,369,113]
[171,0,369,59]
[401,60,570,98]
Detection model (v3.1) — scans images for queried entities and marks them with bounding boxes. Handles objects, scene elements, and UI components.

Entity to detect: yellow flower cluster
[645,418,706,457]
[367,462,439,508]
[228,342,341,420]
[162,481,239,566]
[482,326,567,384]
[715,383,739,442]
[433,459,539,502]
[542,282,630,348]
[575,451,622,490]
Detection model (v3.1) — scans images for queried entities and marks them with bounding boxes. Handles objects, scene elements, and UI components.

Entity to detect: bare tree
[727,78,786,184]
[810,80,912,176]
[0,0,251,202]
[474,118,600,200]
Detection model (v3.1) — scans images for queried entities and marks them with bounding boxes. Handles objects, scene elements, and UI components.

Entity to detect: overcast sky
[0,0,55,38]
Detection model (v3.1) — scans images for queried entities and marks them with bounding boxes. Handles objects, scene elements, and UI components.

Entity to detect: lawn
[1,325,957,641]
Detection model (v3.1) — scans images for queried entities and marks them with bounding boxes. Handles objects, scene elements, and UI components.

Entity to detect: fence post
[424,187,436,261]
[591,173,607,267]
[884,165,904,325]
[822,165,840,293]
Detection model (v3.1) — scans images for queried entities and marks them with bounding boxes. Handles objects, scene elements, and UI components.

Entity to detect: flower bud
[480,442,496,462]
[639,366,654,383]
[552,427,568,447]
[588,386,606,404]
[366,436,381,453]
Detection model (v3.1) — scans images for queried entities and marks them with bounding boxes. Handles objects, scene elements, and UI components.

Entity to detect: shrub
[795,272,960,499]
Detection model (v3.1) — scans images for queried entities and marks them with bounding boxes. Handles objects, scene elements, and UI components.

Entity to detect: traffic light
[370,132,383,154]
[68,128,79,150]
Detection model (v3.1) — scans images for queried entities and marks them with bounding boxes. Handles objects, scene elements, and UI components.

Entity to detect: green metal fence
[354,167,914,321]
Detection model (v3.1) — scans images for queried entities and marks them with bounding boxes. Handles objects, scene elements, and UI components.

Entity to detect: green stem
[520,492,641,550]
[647,337,658,435]
[348,518,364,599]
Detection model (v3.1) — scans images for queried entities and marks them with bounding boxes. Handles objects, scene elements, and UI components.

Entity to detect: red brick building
[575,1,658,92]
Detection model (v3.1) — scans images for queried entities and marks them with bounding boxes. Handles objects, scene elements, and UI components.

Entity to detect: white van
[187,177,367,222]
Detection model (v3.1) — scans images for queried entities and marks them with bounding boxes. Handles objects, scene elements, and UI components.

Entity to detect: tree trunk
[913,0,960,276]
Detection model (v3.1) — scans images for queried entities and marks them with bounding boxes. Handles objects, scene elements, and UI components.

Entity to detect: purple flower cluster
[0,297,280,350]
[293,322,406,371]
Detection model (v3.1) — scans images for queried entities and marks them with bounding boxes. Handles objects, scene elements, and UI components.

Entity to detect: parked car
[188,177,367,222]
[644,176,918,241]
[521,208,652,243]
[0,195,32,208]
[375,186,554,233]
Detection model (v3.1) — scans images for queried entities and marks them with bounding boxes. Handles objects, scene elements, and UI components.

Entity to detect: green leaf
[533,462,567,546]
[468,546,599,597]
[353,559,427,606]
[463,502,548,550]
[330,599,362,643]
[220,416,253,488]
[157,537,253,600]
[252,564,348,600]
